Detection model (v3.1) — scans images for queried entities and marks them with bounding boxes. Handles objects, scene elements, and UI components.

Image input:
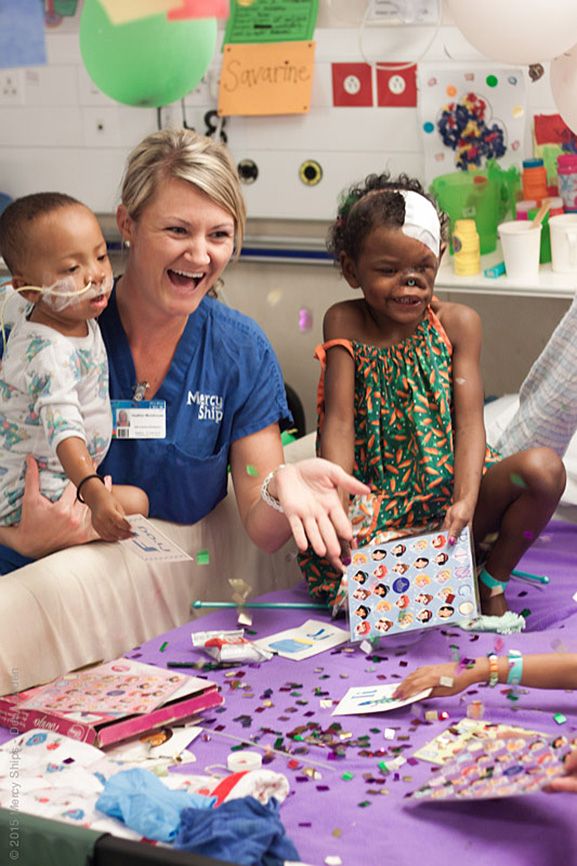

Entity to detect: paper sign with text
[218,41,315,116]
[122,515,193,562]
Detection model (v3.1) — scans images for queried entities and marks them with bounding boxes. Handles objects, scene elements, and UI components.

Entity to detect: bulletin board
[0,3,548,220]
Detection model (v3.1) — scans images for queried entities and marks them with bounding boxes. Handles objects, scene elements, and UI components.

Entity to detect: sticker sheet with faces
[407,729,571,802]
[346,527,478,642]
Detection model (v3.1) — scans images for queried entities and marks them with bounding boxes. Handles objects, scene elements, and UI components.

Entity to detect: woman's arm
[230,424,369,565]
[394,653,577,700]
[0,455,100,557]
[438,303,487,541]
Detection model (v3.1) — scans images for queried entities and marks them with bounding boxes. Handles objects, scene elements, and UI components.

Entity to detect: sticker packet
[407,728,571,802]
[346,526,479,642]
[191,630,274,664]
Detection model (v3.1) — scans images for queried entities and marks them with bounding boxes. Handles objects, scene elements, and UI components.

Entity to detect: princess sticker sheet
[407,730,571,802]
[17,659,188,716]
[414,719,546,766]
[346,527,478,642]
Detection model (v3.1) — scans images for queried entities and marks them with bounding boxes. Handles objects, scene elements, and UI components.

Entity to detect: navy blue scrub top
[99,289,291,524]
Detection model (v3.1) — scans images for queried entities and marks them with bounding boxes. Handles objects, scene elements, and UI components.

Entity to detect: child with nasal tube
[0,192,148,543]
[298,173,566,618]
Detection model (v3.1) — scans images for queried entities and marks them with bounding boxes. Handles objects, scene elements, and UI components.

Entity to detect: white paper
[122,515,193,562]
[254,619,349,660]
[332,683,432,716]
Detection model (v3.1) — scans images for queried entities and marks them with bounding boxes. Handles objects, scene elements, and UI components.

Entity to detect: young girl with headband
[298,172,565,619]
[0,192,148,540]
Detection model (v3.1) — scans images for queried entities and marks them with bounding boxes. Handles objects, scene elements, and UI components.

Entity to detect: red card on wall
[376,64,417,107]
[332,63,373,107]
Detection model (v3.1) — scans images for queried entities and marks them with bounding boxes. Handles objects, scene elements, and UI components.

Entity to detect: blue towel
[96,767,215,843]
[175,795,300,866]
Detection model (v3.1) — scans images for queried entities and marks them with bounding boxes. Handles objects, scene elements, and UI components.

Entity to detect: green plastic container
[430,161,520,255]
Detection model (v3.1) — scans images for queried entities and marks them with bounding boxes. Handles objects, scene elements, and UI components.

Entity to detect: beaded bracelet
[487,653,499,688]
[260,465,286,513]
[506,649,523,686]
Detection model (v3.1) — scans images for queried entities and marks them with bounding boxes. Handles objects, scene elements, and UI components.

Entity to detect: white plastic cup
[497,220,542,280]
[549,213,577,273]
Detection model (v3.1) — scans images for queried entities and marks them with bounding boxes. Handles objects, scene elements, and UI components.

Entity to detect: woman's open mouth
[168,268,205,290]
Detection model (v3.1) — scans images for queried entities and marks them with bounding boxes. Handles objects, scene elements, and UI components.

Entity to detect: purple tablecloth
[3,521,577,865]
[130,520,577,866]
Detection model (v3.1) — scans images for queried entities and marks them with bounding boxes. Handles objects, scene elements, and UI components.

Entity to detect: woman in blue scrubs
[0,129,367,573]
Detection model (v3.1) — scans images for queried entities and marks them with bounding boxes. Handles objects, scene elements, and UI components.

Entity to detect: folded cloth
[175,795,300,866]
[169,769,290,807]
[96,767,215,842]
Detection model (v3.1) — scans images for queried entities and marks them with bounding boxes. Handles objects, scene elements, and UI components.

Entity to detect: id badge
[111,399,166,439]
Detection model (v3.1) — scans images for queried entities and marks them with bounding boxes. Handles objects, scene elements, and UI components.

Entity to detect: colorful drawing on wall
[345,526,478,642]
[418,67,526,184]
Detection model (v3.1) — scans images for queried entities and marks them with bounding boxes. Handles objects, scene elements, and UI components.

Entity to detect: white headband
[398,190,441,257]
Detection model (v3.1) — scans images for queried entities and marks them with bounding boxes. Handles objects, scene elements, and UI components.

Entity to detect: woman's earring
[123,239,131,249]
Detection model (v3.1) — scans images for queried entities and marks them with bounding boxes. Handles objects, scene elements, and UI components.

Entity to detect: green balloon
[80,0,217,107]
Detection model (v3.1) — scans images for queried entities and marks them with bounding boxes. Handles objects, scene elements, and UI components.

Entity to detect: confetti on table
[195,550,210,565]
[553,713,567,725]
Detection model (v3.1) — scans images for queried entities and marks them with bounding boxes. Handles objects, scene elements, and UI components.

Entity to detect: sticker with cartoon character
[345,526,478,641]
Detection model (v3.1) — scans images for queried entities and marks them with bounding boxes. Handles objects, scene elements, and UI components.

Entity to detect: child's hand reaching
[442,498,475,544]
[81,479,134,542]
[393,662,476,700]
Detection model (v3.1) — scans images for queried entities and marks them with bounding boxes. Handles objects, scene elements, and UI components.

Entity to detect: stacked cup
[452,219,481,276]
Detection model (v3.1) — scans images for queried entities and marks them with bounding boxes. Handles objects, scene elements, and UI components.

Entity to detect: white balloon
[551,44,577,133]
[445,0,577,65]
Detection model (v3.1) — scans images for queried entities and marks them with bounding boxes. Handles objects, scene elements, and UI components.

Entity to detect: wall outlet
[0,70,24,105]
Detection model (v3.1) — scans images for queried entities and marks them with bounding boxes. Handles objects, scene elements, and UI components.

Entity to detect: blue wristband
[506,649,523,686]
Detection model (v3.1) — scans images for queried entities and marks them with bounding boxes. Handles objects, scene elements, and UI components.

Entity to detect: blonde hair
[120,128,246,254]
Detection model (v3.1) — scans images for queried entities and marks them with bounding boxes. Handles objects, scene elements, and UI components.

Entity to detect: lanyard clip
[133,381,149,402]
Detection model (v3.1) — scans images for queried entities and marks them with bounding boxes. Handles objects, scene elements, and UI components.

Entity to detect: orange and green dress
[299,305,499,603]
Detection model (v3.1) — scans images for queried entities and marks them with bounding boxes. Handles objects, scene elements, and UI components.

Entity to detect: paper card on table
[104,725,202,764]
[254,619,349,660]
[332,683,432,716]
[0,0,46,69]
[346,526,478,643]
[224,0,318,43]
[122,515,193,562]
[97,0,182,24]
[218,41,315,117]
[168,0,229,20]
[407,729,571,803]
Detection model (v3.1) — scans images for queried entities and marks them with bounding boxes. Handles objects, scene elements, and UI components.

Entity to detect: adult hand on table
[0,455,110,557]
[274,458,370,571]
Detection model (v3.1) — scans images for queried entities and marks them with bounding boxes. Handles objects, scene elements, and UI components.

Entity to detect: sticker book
[346,527,479,642]
[0,658,222,747]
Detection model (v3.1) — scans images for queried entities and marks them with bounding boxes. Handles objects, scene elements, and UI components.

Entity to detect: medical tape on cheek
[41,273,114,311]
[398,190,441,259]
